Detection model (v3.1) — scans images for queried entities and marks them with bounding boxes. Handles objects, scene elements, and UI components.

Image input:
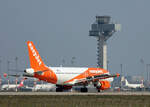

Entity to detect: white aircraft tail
[125,79,129,85]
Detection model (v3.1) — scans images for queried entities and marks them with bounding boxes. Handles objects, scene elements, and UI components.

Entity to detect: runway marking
[0,92,150,95]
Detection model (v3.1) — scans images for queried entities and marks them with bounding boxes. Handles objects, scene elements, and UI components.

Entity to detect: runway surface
[0,92,150,95]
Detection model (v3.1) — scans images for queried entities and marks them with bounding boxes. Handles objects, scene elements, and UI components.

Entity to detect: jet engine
[96,81,111,90]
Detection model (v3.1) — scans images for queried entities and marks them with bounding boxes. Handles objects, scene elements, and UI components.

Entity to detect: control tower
[89,16,121,69]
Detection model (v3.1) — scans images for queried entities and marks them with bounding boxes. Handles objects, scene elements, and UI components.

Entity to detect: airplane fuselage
[33,67,110,85]
[1,84,19,90]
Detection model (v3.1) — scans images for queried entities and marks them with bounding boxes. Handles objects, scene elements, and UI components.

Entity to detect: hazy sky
[0,0,150,79]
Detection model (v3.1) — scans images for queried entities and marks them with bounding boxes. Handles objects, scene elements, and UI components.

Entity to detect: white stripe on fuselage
[50,67,88,85]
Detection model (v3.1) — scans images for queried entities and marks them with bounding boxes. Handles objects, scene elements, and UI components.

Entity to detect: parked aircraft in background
[1,78,25,91]
[20,82,55,92]
[125,79,144,89]
[33,83,56,91]
[23,41,119,92]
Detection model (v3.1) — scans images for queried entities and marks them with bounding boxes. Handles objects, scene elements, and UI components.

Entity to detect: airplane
[124,79,144,89]
[20,81,56,92]
[1,78,25,91]
[23,41,120,92]
[33,83,56,91]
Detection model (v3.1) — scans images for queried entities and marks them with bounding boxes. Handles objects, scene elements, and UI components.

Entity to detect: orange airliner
[24,41,119,92]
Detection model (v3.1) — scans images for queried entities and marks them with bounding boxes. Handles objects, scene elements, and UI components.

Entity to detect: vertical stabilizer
[125,79,129,85]
[27,41,47,71]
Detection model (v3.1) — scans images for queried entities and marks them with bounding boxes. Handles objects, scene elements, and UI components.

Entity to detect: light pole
[140,58,145,80]
[0,58,1,73]
[71,57,76,66]
[62,59,65,66]
[0,58,1,89]
[120,64,123,76]
[33,78,37,92]
[0,75,1,90]
[146,64,150,82]
[15,57,18,71]
[120,64,123,90]
[15,57,18,92]
[7,61,10,90]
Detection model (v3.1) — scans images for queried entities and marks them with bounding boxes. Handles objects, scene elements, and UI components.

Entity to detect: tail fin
[18,78,26,88]
[125,79,128,85]
[27,41,47,71]
[18,80,24,87]
[3,73,7,78]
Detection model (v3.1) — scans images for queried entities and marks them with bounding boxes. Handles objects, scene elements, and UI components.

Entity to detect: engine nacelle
[24,68,34,76]
[97,81,111,90]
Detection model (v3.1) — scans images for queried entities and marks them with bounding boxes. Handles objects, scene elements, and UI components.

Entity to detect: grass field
[0,95,150,107]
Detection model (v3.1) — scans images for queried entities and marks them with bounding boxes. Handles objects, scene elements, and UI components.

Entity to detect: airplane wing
[74,73,120,85]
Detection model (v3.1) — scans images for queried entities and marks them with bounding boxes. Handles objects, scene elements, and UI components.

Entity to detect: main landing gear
[97,89,101,92]
[56,85,88,92]
[56,85,72,92]
[80,87,88,92]
[96,87,102,92]
[56,87,63,92]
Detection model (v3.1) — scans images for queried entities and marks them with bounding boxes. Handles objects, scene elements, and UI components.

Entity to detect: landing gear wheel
[56,88,63,92]
[80,88,88,92]
[98,90,101,92]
